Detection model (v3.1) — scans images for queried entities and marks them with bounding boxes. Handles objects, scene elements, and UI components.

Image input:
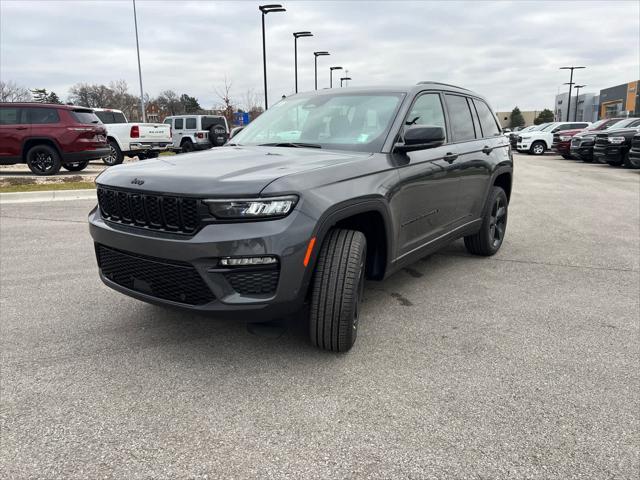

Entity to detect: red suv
[0,103,109,175]
[552,118,624,159]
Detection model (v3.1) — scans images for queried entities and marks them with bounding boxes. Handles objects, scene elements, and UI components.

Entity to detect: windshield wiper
[258,142,322,149]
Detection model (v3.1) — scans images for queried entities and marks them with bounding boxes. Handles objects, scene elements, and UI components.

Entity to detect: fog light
[219,256,278,266]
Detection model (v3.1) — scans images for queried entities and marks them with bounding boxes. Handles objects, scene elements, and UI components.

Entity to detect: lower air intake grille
[96,244,214,305]
[224,269,279,295]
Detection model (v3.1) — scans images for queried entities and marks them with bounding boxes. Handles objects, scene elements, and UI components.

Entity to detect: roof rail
[416,81,470,91]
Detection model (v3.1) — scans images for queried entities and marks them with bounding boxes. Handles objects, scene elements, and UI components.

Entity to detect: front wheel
[62,161,89,172]
[309,229,367,352]
[26,145,61,175]
[464,186,508,256]
[530,141,545,155]
[561,154,573,160]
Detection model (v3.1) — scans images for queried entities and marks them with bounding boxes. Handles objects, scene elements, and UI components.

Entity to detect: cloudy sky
[1,0,638,111]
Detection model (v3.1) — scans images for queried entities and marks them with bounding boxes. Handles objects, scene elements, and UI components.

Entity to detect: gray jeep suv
[89,83,513,352]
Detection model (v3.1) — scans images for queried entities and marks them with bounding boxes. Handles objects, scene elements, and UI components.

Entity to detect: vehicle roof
[0,102,93,110]
[292,82,486,100]
[92,107,124,112]
[165,114,225,118]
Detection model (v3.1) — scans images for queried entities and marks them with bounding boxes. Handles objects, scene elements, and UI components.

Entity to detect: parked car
[509,125,539,148]
[593,122,640,166]
[89,82,513,352]
[0,103,108,175]
[628,133,640,168]
[572,118,640,163]
[163,115,229,152]
[517,121,590,155]
[552,118,625,159]
[92,108,172,165]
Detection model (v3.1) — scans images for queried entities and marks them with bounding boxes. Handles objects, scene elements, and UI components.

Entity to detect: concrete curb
[0,189,96,204]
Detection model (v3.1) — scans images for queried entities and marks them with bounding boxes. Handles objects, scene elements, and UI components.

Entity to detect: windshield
[585,119,609,131]
[608,118,639,130]
[538,123,555,131]
[231,92,405,152]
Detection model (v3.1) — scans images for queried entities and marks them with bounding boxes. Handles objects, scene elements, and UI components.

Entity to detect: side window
[445,94,476,142]
[405,93,446,132]
[185,117,197,130]
[0,107,22,125]
[26,108,60,124]
[95,111,115,124]
[628,119,640,127]
[163,118,172,125]
[174,118,183,130]
[473,99,501,137]
[112,112,127,123]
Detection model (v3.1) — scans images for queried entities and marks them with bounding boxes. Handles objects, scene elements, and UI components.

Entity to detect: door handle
[15,126,28,130]
[482,145,493,155]
[444,153,458,163]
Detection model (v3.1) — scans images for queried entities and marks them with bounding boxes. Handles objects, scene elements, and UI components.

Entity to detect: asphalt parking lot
[1,153,638,479]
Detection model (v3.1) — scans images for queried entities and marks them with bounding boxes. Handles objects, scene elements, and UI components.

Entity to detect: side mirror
[394,125,445,153]
[503,128,511,133]
[229,126,244,139]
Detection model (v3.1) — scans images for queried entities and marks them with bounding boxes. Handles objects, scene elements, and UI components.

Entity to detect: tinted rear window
[186,118,197,129]
[71,110,101,124]
[445,94,476,142]
[201,116,226,130]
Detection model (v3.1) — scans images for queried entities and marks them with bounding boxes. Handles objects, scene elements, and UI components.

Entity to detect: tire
[137,153,147,160]
[181,140,194,153]
[62,161,89,172]
[622,152,632,168]
[606,159,623,167]
[530,141,545,155]
[464,186,508,256]
[309,229,367,353]
[209,126,228,147]
[582,157,593,163]
[103,140,123,166]
[26,144,61,175]
[146,151,159,159]
[561,154,573,160]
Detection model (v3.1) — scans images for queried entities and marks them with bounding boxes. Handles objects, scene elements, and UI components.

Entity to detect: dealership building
[555,80,639,122]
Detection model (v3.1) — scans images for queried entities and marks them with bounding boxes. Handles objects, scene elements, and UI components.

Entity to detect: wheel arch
[21,137,62,161]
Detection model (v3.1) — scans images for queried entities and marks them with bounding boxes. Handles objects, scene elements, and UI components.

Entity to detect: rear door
[0,106,28,161]
[173,117,184,146]
[394,91,461,257]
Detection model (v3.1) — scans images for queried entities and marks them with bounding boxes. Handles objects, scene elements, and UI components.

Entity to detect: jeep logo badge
[131,178,145,185]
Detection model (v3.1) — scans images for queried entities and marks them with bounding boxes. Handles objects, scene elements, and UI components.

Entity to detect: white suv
[163,115,229,153]
[517,121,590,155]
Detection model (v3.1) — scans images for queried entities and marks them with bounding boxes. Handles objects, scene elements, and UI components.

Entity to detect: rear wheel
[103,140,123,166]
[309,229,367,353]
[62,161,89,172]
[530,141,545,155]
[26,144,61,175]
[464,186,508,256]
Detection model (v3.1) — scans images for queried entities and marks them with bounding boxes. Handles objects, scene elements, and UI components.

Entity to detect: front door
[393,92,461,257]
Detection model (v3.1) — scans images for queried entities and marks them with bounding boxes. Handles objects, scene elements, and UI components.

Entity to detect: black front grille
[96,244,215,305]
[553,133,560,144]
[97,186,201,234]
[595,135,609,147]
[632,136,640,149]
[224,268,279,295]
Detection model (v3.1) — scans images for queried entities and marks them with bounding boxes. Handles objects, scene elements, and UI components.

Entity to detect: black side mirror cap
[394,125,446,153]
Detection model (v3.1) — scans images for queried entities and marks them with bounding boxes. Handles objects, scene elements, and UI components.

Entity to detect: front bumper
[593,145,623,164]
[129,142,172,151]
[88,206,316,321]
[570,145,593,160]
[552,142,571,155]
[62,147,110,163]
[516,142,529,151]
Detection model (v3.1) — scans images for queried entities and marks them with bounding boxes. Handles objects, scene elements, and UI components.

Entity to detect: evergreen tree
[47,91,62,104]
[534,109,554,125]
[509,107,525,128]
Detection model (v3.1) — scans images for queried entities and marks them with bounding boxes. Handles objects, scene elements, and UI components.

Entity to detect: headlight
[204,195,298,219]
[559,136,572,141]
[521,135,531,140]
[608,137,626,144]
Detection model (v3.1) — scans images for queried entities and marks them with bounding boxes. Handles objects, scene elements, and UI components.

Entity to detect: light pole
[329,66,342,88]
[293,31,312,93]
[340,77,351,87]
[259,4,286,110]
[314,51,329,90]
[560,66,585,122]
[132,0,145,122]
[573,84,586,121]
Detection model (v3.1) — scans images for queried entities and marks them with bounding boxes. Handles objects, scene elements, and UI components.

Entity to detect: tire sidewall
[531,142,545,155]
[481,187,508,254]
[62,161,89,172]
[26,145,61,175]
[181,140,194,153]
[103,140,123,166]
[209,126,227,147]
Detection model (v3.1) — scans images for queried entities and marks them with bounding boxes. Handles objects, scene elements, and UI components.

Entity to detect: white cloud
[1,0,638,111]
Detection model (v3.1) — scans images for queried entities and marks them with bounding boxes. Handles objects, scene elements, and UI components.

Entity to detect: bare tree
[214,77,236,126]
[157,90,181,115]
[0,80,32,102]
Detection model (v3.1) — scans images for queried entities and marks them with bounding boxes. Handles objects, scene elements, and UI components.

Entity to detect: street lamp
[340,77,352,87]
[313,51,329,90]
[132,0,145,122]
[573,84,586,121]
[560,66,586,122]
[259,4,286,110]
[293,31,313,93]
[329,66,342,88]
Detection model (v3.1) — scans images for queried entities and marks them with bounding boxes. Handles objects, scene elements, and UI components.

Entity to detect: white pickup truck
[93,108,172,165]
[516,121,590,155]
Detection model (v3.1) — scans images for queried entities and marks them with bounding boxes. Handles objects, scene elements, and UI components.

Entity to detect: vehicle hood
[596,128,639,137]
[95,145,370,196]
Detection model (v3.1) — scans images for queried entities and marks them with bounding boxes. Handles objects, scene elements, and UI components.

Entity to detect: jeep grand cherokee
[89,83,513,352]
